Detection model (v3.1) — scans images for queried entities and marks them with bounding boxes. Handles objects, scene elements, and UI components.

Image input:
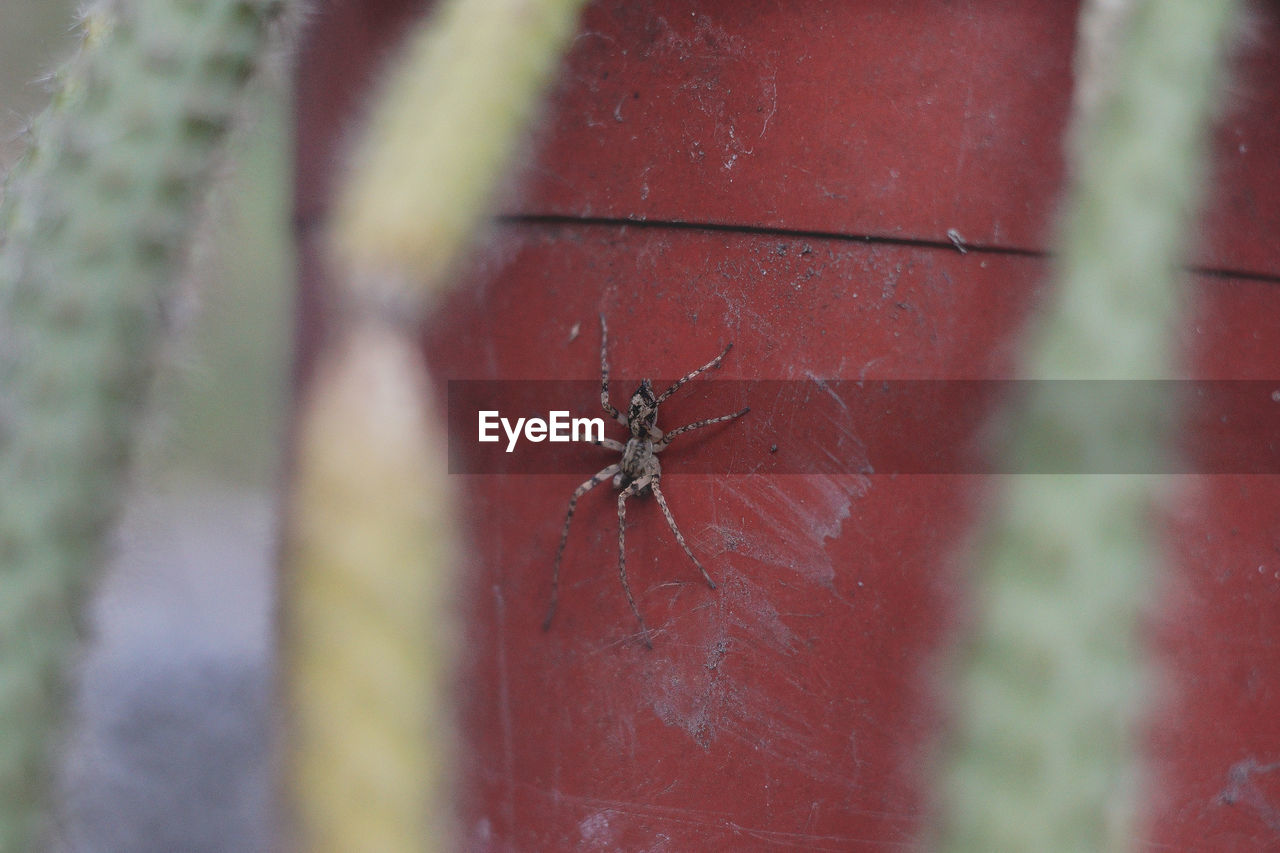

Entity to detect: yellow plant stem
[285,320,455,852]
[330,0,589,295]
[283,0,589,849]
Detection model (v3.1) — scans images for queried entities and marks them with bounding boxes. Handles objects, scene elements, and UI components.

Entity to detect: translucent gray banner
[446,380,1280,474]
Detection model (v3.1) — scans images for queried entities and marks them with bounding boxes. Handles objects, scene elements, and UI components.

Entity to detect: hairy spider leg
[657,406,751,450]
[651,480,715,589]
[554,314,749,646]
[617,475,656,648]
[544,463,621,631]
[656,342,734,404]
[598,313,628,427]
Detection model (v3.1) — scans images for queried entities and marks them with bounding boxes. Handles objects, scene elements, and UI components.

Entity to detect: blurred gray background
[2,3,294,850]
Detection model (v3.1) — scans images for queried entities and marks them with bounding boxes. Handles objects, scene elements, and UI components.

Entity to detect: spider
[543,313,749,648]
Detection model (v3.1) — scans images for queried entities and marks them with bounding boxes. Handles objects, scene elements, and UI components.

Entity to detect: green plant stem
[0,1,288,848]
[935,2,1241,851]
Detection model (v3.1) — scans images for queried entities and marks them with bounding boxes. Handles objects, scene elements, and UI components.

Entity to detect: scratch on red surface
[705,475,869,585]
[642,636,733,748]
[507,784,914,851]
[624,579,868,801]
[1218,757,1280,835]
[643,13,779,173]
[723,821,915,851]
[491,585,517,831]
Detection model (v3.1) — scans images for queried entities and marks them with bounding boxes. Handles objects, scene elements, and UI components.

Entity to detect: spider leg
[656,407,750,450]
[598,314,627,427]
[590,436,626,452]
[544,463,621,632]
[655,341,734,404]
[617,476,655,649]
[651,479,715,590]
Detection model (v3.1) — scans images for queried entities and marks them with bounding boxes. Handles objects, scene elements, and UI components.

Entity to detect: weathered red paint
[296,2,1280,848]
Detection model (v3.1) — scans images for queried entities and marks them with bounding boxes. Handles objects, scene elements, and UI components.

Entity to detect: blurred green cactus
[0,1,288,848]
[935,1,1241,850]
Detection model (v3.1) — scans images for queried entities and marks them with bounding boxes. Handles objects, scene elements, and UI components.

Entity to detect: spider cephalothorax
[626,379,660,438]
[544,314,749,648]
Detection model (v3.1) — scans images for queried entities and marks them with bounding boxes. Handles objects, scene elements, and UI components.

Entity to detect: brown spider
[543,313,749,648]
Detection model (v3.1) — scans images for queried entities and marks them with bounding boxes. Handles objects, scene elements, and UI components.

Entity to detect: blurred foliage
[143,82,294,489]
[0,2,293,845]
[2,3,293,492]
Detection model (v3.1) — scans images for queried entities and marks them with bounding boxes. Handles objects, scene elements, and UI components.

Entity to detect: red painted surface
[295,1,1280,849]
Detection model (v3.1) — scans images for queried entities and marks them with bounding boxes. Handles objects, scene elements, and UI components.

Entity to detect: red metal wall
[297,2,1280,848]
